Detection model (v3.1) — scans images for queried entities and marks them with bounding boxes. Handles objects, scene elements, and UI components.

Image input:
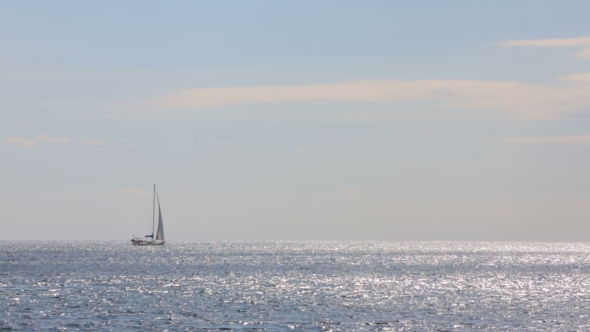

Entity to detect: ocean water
[2,242,590,331]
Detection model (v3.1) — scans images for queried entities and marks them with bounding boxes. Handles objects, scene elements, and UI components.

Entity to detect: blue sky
[2,1,590,241]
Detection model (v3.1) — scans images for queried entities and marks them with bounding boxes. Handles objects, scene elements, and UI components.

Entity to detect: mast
[152,183,156,241]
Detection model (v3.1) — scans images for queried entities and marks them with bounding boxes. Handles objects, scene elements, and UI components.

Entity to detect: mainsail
[155,196,165,241]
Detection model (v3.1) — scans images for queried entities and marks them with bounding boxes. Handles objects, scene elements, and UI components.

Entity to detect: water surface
[2,241,590,331]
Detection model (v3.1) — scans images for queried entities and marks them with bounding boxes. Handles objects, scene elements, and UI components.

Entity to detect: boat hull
[131,239,165,246]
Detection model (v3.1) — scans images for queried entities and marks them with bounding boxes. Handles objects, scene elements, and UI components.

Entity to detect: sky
[1,1,590,241]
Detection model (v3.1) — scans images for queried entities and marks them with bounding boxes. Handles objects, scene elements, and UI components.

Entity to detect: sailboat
[131,184,165,245]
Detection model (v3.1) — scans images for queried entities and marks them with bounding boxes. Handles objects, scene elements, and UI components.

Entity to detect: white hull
[131,238,165,246]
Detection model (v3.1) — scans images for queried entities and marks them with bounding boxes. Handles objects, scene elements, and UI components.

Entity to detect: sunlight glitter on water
[2,241,590,330]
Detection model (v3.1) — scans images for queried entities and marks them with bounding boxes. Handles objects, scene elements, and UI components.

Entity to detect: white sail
[155,196,165,241]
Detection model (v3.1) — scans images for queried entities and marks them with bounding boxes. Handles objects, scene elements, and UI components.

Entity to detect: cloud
[158,80,491,109]
[36,134,72,144]
[120,138,137,147]
[559,73,590,83]
[82,139,108,146]
[0,136,37,148]
[343,189,357,195]
[499,36,590,60]
[119,189,152,197]
[575,48,590,59]
[154,79,590,118]
[205,139,232,146]
[295,147,305,153]
[497,136,590,143]
[499,36,590,47]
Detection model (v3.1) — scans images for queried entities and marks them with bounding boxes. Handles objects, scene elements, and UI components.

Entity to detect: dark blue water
[2,241,590,331]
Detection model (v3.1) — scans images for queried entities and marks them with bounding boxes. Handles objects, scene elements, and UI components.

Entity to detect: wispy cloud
[497,136,590,143]
[0,136,37,148]
[559,72,590,82]
[2,135,132,148]
[499,36,590,47]
[295,147,305,153]
[119,189,152,197]
[499,36,590,60]
[575,48,590,59]
[82,139,108,146]
[155,79,590,118]
[36,134,72,144]
[205,139,232,146]
[120,138,137,147]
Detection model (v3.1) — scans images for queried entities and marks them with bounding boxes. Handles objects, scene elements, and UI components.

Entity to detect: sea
[2,241,590,331]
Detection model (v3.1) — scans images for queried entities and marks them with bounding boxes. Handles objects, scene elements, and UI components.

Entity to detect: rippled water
[2,241,590,331]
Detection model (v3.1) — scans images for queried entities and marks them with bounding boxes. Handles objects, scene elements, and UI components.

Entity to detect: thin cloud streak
[36,135,72,144]
[575,48,590,59]
[82,139,108,146]
[499,36,590,60]
[497,136,590,143]
[559,73,590,82]
[156,79,590,118]
[120,138,137,148]
[499,36,590,47]
[1,135,137,148]
[0,136,37,148]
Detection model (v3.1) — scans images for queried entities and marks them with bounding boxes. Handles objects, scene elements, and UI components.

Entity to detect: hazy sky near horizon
[2,1,590,241]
